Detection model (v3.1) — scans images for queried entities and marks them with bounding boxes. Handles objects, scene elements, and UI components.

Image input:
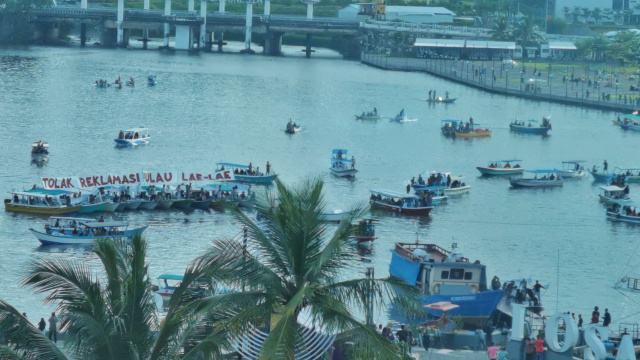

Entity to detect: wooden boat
[5,190,81,215]
[114,127,151,147]
[607,204,640,224]
[355,110,381,120]
[599,185,631,205]
[353,218,378,246]
[330,149,357,178]
[454,123,491,138]
[217,163,276,184]
[30,220,147,245]
[321,209,354,222]
[425,97,457,103]
[477,160,524,176]
[369,189,433,216]
[509,170,563,188]
[509,117,551,135]
[441,119,461,137]
[554,160,586,178]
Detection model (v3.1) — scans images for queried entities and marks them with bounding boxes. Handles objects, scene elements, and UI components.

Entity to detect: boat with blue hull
[216,163,276,184]
[389,242,503,327]
[476,160,524,176]
[509,117,551,135]
[589,170,611,182]
[114,127,151,147]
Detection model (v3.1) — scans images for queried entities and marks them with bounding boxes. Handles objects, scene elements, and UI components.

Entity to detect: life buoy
[470,284,478,294]
[432,284,440,294]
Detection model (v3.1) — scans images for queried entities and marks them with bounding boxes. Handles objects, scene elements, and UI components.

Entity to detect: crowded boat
[330,149,357,178]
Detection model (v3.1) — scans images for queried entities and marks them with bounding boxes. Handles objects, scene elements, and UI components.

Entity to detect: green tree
[592,7,602,24]
[562,6,571,22]
[515,16,542,47]
[581,7,591,22]
[175,178,423,360]
[546,18,567,34]
[603,8,613,23]
[572,6,581,23]
[491,16,514,40]
[623,9,634,24]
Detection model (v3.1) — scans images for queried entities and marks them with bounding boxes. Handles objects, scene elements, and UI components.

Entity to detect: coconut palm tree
[492,16,514,41]
[592,7,602,24]
[563,6,572,22]
[514,16,542,47]
[0,235,230,360]
[171,178,423,360]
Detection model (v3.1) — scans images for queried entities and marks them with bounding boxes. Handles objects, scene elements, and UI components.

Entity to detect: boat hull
[476,167,524,176]
[321,211,353,222]
[599,195,631,205]
[621,123,640,131]
[455,130,491,138]
[102,203,119,212]
[114,138,150,147]
[425,98,457,103]
[157,199,174,209]
[355,115,381,120]
[420,291,504,325]
[589,171,611,182]
[509,178,563,187]
[172,199,194,209]
[607,211,640,224]
[554,170,585,178]
[30,227,147,245]
[509,124,550,134]
[76,203,109,214]
[191,200,211,210]
[444,186,470,195]
[370,201,432,216]
[234,174,276,184]
[330,168,358,178]
[115,203,128,212]
[285,126,301,134]
[31,154,49,162]
[138,200,159,210]
[126,200,142,210]
[5,202,81,215]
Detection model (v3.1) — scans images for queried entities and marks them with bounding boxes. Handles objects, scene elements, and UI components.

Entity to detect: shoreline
[360,53,640,113]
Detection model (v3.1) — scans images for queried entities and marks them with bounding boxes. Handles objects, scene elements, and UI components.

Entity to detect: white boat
[321,209,354,222]
[30,220,148,245]
[391,109,416,123]
[369,189,434,216]
[444,176,470,195]
[285,120,301,134]
[102,202,119,212]
[138,199,159,210]
[44,216,94,233]
[599,185,631,205]
[157,199,175,209]
[31,141,49,163]
[606,204,640,224]
[554,160,587,178]
[330,149,357,178]
[216,163,276,184]
[509,170,563,188]
[114,127,151,147]
[411,185,448,205]
[5,190,81,215]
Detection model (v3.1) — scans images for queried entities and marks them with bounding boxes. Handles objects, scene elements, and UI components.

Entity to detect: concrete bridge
[33,3,361,57]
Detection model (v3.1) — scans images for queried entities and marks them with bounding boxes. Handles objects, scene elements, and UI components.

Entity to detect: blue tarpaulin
[389,251,421,286]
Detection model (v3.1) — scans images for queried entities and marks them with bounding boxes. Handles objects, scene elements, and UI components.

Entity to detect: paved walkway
[411,348,488,360]
[361,53,640,113]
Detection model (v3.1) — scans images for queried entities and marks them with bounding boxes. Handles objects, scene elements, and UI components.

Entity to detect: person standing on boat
[533,281,545,304]
[603,309,611,327]
[406,184,411,194]
[604,160,608,172]
[591,306,600,324]
[266,161,271,175]
[428,90,432,100]
[578,314,583,328]
[374,107,377,115]
[351,156,355,169]
[445,91,449,99]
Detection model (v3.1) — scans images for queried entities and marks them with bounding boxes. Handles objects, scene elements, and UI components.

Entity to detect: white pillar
[143,0,150,41]
[188,0,194,12]
[264,0,270,16]
[164,0,171,48]
[244,2,252,51]
[117,0,124,45]
[143,0,149,9]
[200,0,207,48]
[219,0,225,14]
[306,3,313,19]
[80,0,87,9]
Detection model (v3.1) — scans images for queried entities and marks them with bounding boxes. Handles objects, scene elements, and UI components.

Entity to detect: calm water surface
[1,45,639,328]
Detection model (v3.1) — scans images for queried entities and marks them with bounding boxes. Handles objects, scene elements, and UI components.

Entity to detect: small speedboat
[444,176,470,195]
[217,163,277,184]
[599,185,631,205]
[114,127,151,147]
[509,117,552,135]
[425,97,457,103]
[391,109,416,123]
[330,149,357,178]
[509,170,563,188]
[31,141,49,163]
[441,119,461,137]
[30,219,147,245]
[477,160,524,176]
[321,209,354,222]
[285,121,301,134]
[353,218,377,246]
[554,161,586,178]
[147,75,157,86]
[606,204,640,224]
[369,189,433,216]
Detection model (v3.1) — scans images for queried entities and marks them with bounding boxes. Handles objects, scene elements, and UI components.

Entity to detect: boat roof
[80,221,128,228]
[614,167,640,171]
[11,189,71,197]
[562,160,586,164]
[158,274,184,280]
[122,127,149,132]
[332,149,348,155]
[50,216,94,221]
[413,185,446,190]
[216,163,249,169]
[600,185,624,192]
[31,142,49,147]
[491,159,522,162]
[441,119,462,123]
[526,170,557,173]
[623,114,640,120]
[370,189,417,199]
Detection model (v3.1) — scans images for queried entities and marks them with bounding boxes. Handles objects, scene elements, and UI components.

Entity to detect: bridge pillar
[199,0,207,49]
[264,0,270,16]
[100,28,117,47]
[188,0,195,12]
[80,23,87,46]
[142,0,150,48]
[263,31,282,55]
[163,0,171,48]
[80,0,87,8]
[117,0,125,46]
[175,25,193,50]
[214,32,227,51]
[303,33,315,58]
[240,2,255,54]
[301,0,319,19]
[219,0,226,13]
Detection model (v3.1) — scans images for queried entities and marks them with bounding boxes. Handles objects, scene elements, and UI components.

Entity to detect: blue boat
[114,127,151,147]
[589,170,611,182]
[477,160,524,176]
[620,115,640,131]
[216,163,276,184]
[389,242,504,327]
[509,118,551,135]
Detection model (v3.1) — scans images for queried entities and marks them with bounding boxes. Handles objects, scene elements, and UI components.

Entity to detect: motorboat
[441,119,461,137]
[44,216,94,233]
[285,120,301,134]
[321,209,354,222]
[389,241,503,327]
[620,114,640,131]
[4,189,80,215]
[369,189,433,216]
[330,149,357,178]
[411,185,448,205]
[509,170,563,188]
[114,127,151,147]
[612,168,640,183]
[454,122,491,138]
[391,109,415,123]
[147,75,157,86]
[355,109,381,120]
[425,97,457,103]
[94,80,110,88]
[607,204,640,224]
[477,160,524,176]
[155,274,183,302]
[444,176,470,195]
[31,141,49,163]
[30,220,148,245]
[216,163,276,184]
[589,168,611,182]
[353,218,377,246]
[554,160,586,178]
[599,185,631,205]
[509,117,552,135]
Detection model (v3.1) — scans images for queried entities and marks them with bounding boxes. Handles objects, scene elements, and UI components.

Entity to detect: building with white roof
[339,5,455,24]
[540,40,578,59]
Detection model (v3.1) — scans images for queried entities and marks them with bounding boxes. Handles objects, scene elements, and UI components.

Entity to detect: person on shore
[487,342,500,360]
[396,324,408,344]
[525,337,536,360]
[485,320,494,347]
[603,309,611,327]
[476,328,487,350]
[591,306,600,324]
[48,312,58,343]
[382,322,393,341]
[422,330,430,352]
[38,317,46,335]
[535,336,545,360]
[578,314,583,328]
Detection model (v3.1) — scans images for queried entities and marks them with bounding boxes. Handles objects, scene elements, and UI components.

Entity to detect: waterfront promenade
[361,53,640,113]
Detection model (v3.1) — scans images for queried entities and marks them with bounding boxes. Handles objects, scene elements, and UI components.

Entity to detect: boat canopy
[216,163,250,169]
[441,119,461,123]
[623,115,640,121]
[122,127,150,133]
[370,189,417,199]
[490,159,522,163]
[202,183,235,192]
[26,188,72,195]
[613,167,640,172]
[158,274,184,281]
[600,185,624,192]
[80,221,128,228]
[11,190,69,197]
[332,149,348,155]
[562,160,586,164]
[525,170,557,174]
[413,185,446,190]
